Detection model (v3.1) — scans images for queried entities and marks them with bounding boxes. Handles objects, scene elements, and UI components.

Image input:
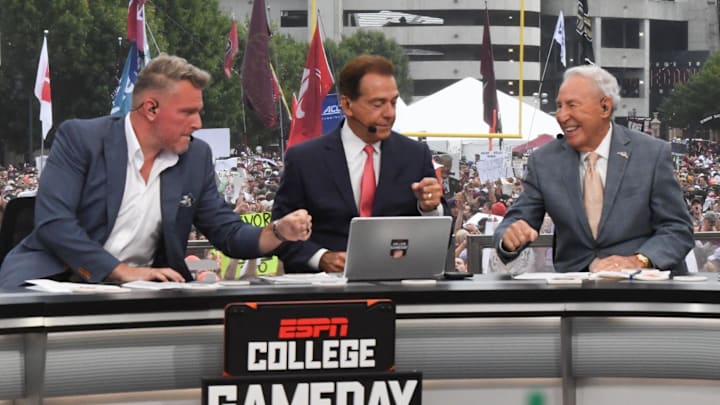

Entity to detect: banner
[321,93,344,133]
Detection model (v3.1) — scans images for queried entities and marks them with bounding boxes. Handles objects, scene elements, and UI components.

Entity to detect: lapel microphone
[556,133,565,140]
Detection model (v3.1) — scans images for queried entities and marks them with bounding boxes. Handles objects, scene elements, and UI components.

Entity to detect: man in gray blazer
[0,54,312,288]
[494,65,693,274]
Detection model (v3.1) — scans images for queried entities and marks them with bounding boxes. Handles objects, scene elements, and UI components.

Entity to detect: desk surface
[2,274,720,325]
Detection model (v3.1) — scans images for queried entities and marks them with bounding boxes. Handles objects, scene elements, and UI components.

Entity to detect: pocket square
[616,151,629,159]
[179,193,195,207]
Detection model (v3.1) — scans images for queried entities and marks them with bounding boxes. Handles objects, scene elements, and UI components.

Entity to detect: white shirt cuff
[308,248,328,270]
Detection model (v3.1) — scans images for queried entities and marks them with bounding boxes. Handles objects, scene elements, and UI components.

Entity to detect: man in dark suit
[0,54,312,288]
[494,65,693,273]
[272,55,449,273]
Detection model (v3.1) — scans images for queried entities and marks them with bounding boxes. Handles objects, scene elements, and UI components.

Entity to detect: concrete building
[220,0,719,122]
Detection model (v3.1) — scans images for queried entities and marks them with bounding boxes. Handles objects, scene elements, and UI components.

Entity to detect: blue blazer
[272,125,449,273]
[0,115,262,287]
[493,125,694,274]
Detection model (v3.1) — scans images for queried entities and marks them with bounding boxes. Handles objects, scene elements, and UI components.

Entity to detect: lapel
[159,159,184,243]
[103,118,128,240]
[559,141,590,237]
[323,128,358,213]
[598,126,631,235]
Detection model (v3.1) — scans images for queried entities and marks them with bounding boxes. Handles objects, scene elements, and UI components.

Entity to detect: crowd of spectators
[4,138,720,273]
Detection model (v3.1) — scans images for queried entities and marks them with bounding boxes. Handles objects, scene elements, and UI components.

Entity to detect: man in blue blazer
[272,55,449,273]
[494,65,693,274]
[0,54,312,288]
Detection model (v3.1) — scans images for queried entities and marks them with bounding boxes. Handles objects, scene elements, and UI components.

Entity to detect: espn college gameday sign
[203,299,421,405]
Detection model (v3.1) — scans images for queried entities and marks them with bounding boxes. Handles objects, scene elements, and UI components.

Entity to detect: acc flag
[34,35,52,140]
[553,11,567,68]
[480,8,502,134]
[224,19,239,78]
[286,23,334,149]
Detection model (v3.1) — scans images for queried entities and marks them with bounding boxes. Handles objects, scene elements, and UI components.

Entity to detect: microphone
[368,125,377,133]
[556,133,564,140]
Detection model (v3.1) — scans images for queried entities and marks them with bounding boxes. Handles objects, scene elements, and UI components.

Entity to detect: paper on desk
[590,269,670,281]
[121,280,219,290]
[26,279,130,293]
[258,273,347,285]
[513,272,590,280]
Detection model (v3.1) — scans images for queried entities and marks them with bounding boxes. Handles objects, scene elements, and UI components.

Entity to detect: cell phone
[443,271,474,280]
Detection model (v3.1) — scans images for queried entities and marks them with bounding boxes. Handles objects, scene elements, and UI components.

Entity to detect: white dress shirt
[103,115,179,267]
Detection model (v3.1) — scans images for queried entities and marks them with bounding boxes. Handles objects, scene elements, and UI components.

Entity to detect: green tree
[660,50,720,132]
[325,30,413,101]
[0,0,125,162]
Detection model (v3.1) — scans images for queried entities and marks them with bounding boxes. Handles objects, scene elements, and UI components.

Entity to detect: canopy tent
[511,134,556,154]
[393,77,561,143]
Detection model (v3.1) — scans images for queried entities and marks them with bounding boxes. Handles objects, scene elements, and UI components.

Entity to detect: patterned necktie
[583,152,603,239]
[359,144,376,217]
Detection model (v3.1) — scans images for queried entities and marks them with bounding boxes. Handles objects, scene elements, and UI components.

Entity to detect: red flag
[480,7,502,135]
[286,23,334,149]
[34,35,52,140]
[224,19,239,78]
[127,0,147,59]
[241,0,279,128]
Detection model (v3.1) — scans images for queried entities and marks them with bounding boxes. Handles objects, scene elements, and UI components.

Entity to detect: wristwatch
[635,253,651,268]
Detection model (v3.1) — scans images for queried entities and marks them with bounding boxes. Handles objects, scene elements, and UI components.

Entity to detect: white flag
[553,11,566,68]
[34,35,52,140]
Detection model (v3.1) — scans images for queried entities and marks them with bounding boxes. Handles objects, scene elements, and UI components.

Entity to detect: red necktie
[359,144,376,217]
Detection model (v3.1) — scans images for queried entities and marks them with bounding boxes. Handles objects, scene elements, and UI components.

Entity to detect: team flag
[111,0,151,115]
[553,11,567,68]
[480,7,502,135]
[224,19,239,78]
[34,35,52,140]
[576,0,595,65]
[286,23,334,149]
[241,0,280,128]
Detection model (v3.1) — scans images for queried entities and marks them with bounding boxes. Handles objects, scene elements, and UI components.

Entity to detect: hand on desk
[107,263,186,283]
[589,255,645,272]
[319,251,346,273]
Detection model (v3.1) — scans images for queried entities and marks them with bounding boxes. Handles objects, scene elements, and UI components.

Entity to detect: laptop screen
[343,216,452,281]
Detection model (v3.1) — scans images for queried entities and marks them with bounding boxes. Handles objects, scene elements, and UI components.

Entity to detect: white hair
[563,65,621,111]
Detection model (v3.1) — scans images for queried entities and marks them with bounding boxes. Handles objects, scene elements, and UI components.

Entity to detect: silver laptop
[343,216,453,281]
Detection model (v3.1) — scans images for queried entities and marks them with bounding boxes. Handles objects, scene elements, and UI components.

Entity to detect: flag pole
[525,36,556,150]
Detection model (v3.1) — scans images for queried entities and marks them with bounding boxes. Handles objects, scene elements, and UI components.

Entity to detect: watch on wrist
[272,220,288,242]
[635,253,651,268]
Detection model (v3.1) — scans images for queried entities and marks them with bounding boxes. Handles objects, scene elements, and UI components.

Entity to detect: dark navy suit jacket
[272,125,449,273]
[0,115,262,287]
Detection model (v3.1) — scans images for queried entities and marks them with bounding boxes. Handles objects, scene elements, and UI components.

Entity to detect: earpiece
[602,104,608,112]
[149,104,158,113]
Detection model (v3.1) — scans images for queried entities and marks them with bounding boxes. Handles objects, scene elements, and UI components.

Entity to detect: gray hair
[563,65,621,111]
[132,53,211,104]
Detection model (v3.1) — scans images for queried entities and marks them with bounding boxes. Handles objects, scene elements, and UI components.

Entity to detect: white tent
[393,77,561,143]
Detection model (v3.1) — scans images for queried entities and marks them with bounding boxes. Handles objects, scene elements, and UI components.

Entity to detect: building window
[281,10,307,28]
[601,18,641,49]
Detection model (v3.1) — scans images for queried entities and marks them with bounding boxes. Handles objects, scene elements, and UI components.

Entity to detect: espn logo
[278,317,349,339]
